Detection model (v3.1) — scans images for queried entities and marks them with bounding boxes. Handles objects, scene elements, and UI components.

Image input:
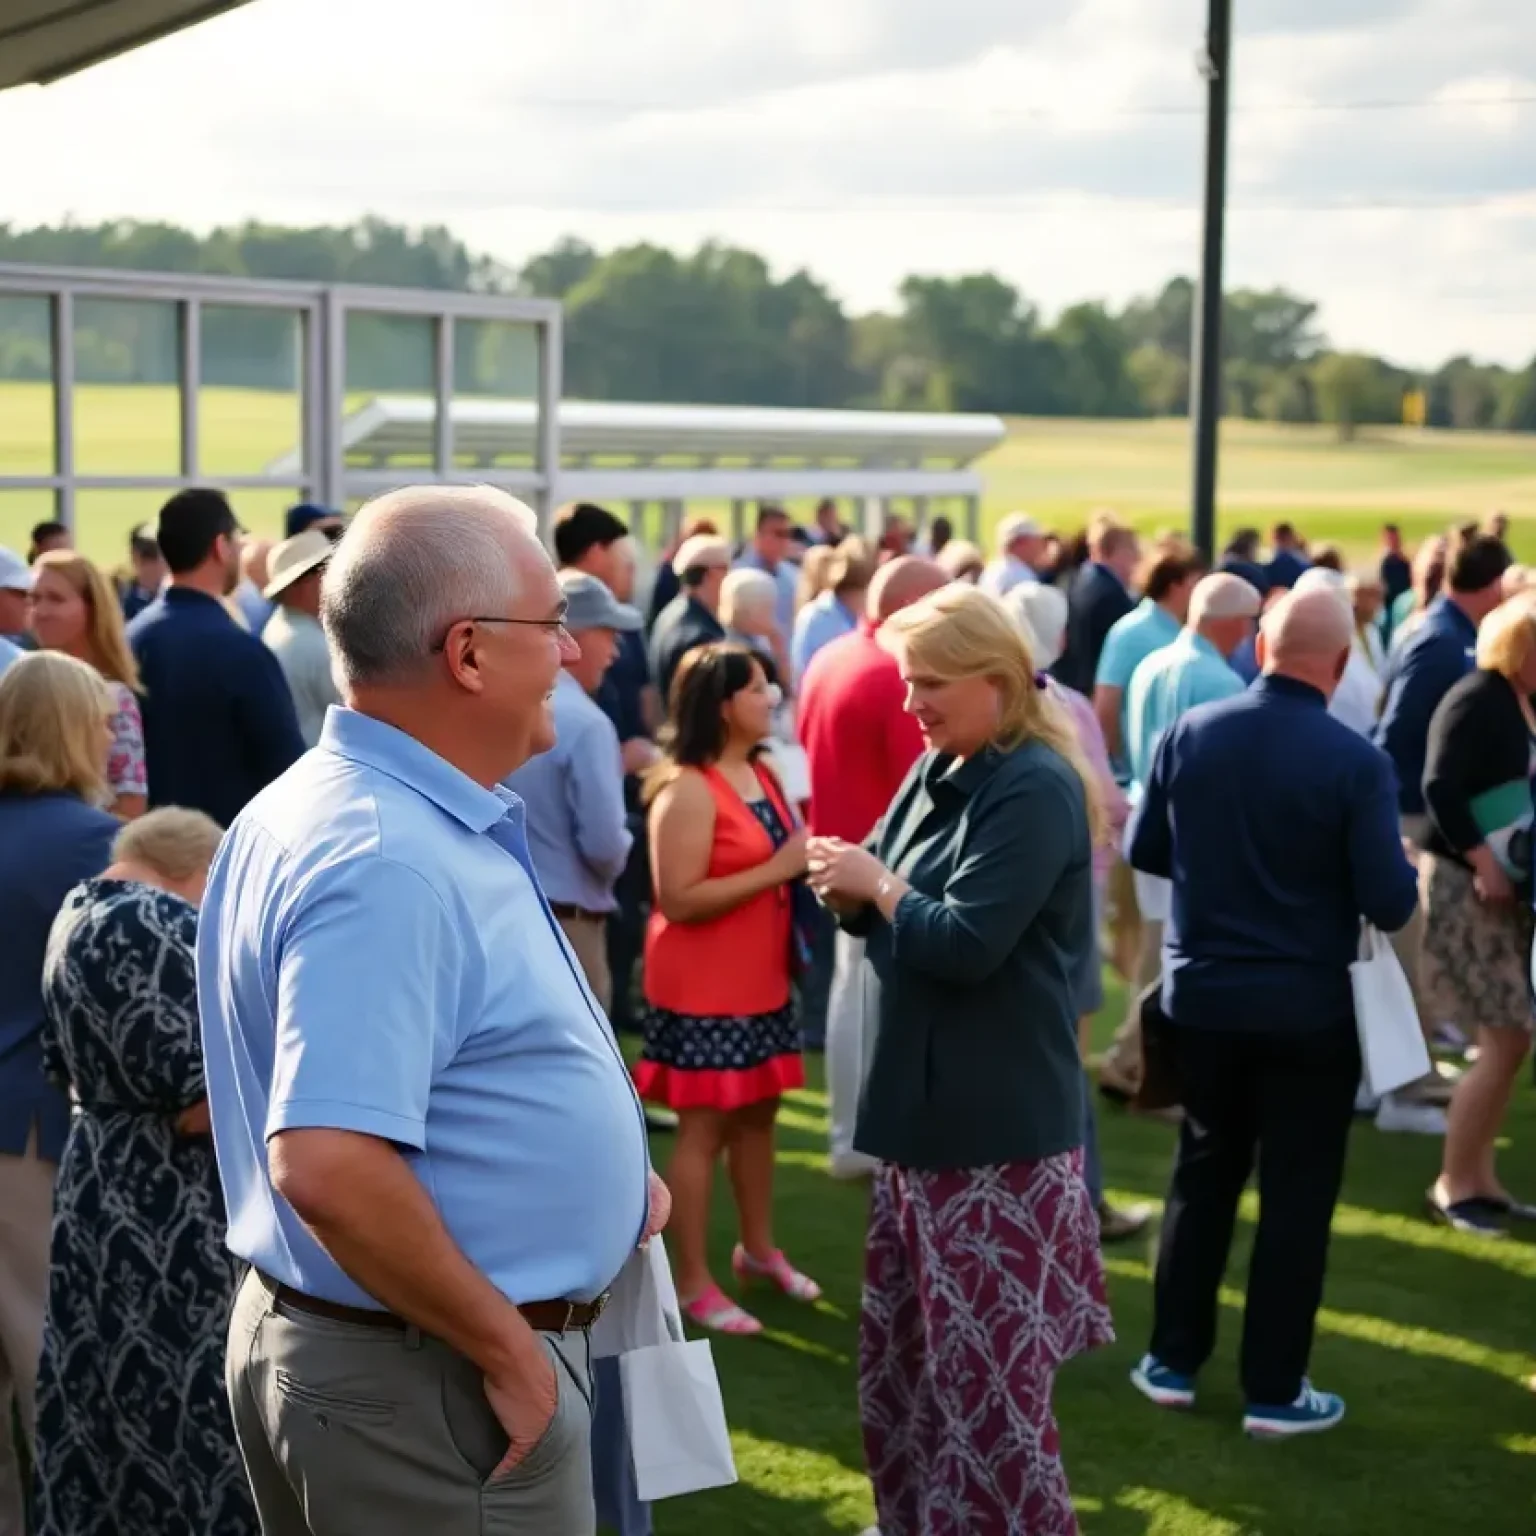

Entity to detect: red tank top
[644,760,794,1017]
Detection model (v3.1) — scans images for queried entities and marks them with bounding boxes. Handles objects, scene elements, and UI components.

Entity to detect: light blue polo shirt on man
[1094,598,1183,781]
[196,706,650,1310]
[1125,628,1247,793]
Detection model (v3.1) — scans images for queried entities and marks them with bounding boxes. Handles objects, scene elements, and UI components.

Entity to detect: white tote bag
[589,1242,672,1361]
[1350,924,1431,1096]
[616,1241,738,1502]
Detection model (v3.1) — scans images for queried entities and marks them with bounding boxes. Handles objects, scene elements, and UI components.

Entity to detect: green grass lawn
[3,382,1536,569]
[647,982,1536,1535]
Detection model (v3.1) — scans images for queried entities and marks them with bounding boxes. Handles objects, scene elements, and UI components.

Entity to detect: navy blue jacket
[128,588,305,829]
[1054,562,1135,695]
[849,742,1092,1169]
[1373,596,1478,816]
[1265,548,1310,590]
[648,594,725,708]
[0,791,118,1159]
[1130,675,1418,1033]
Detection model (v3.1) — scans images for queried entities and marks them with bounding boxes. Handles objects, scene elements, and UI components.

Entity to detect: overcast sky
[3,0,1533,366]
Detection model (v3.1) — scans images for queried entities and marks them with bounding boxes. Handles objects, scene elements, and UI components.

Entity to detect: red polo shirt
[797,621,926,843]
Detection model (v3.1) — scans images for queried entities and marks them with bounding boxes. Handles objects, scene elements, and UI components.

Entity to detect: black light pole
[1189,0,1232,562]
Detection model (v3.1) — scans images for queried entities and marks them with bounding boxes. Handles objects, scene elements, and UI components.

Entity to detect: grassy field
[2,382,1535,567]
[652,988,1536,1536]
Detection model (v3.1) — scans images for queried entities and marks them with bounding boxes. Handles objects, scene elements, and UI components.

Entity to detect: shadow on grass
[643,1008,1536,1533]
[1063,1264,1536,1536]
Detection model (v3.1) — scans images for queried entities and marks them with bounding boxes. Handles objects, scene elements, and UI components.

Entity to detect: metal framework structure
[1,262,1000,546]
[267,395,1002,542]
[0,263,562,527]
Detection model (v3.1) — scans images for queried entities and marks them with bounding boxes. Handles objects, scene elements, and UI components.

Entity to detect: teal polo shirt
[1126,629,1247,794]
[1094,599,1183,782]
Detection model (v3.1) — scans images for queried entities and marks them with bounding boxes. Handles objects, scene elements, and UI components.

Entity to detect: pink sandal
[731,1244,823,1303]
[681,1282,763,1336]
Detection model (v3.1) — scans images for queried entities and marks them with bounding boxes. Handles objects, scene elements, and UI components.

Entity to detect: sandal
[680,1282,763,1335]
[1425,1188,1506,1238]
[732,1244,823,1303]
[1475,1193,1536,1222]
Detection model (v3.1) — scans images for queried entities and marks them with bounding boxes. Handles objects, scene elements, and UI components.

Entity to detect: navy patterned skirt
[634,1002,805,1110]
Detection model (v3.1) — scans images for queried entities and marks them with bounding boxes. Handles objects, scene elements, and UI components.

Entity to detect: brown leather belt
[547,902,608,923]
[264,1274,608,1335]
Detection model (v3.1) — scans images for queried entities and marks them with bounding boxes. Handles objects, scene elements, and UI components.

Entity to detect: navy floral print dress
[32,879,255,1536]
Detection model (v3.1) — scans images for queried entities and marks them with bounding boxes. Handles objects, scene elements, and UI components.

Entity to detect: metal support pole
[730,498,746,546]
[322,292,346,511]
[52,290,75,530]
[434,315,455,481]
[1188,0,1232,562]
[535,311,564,539]
[862,496,884,543]
[301,304,325,504]
[179,299,201,482]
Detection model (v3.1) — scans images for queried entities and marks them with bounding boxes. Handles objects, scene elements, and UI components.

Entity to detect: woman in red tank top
[634,644,821,1334]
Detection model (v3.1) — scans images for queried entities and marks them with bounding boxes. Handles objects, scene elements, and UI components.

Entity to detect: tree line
[1,217,1533,436]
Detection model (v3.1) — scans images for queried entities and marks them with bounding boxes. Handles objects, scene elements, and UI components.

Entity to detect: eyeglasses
[432,614,570,651]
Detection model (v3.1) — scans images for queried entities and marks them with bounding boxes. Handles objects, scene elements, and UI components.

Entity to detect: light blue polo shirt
[1125,628,1246,793]
[1094,598,1183,781]
[196,707,650,1309]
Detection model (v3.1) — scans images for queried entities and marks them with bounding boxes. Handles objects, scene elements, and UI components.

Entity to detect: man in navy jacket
[1053,518,1139,695]
[128,489,304,828]
[1127,588,1417,1439]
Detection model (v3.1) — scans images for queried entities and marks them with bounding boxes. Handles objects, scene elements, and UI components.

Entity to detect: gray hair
[321,486,539,688]
[113,807,224,880]
[720,567,778,629]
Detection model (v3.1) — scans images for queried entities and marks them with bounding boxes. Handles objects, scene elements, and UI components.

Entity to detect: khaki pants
[557,912,613,1019]
[1100,918,1164,1095]
[227,1269,597,1536]
[0,1133,57,1536]
[1105,855,1142,982]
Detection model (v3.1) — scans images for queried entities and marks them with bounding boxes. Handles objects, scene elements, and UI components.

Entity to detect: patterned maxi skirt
[859,1152,1114,1536]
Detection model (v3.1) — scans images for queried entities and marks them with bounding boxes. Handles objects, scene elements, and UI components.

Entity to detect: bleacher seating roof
[0,2,251,90]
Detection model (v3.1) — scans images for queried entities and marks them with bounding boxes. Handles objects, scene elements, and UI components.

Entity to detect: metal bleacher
[268,395,1005,536]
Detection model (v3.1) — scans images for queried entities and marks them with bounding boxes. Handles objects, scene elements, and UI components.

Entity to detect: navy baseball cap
[285,503,344,539]
[1217,556,1271,598]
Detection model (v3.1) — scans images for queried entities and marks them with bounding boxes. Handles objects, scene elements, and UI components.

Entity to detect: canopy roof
[0,2,251,89]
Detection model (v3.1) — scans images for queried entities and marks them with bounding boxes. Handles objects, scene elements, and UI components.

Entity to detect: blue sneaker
[1130,1354,1197,1409]
[1243,1382,1346,1439]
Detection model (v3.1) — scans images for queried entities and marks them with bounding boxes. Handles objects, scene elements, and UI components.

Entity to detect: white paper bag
[590,1241,672,1360]
[616,1242,737,1502]
[1351,924,1431,1095]
[1132,871,1171,923]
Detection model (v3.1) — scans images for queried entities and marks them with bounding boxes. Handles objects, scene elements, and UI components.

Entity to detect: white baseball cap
[0,548,34,593]
[671,534,732,577]
[997,512,1044,547]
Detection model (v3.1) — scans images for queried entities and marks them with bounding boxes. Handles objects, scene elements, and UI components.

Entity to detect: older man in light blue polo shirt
[1125,572,1260,796]
[199,485,662,1536]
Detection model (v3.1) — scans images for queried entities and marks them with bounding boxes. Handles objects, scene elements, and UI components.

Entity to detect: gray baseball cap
[558,570,642,633]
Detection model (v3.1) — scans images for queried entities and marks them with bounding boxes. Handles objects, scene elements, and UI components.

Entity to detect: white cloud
[0,0,1531,365]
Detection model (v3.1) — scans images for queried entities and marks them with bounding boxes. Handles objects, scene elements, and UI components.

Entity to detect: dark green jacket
[849,740,1091,1171]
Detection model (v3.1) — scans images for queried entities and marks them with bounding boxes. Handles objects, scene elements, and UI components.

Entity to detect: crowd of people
[0,486,1529,1536]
